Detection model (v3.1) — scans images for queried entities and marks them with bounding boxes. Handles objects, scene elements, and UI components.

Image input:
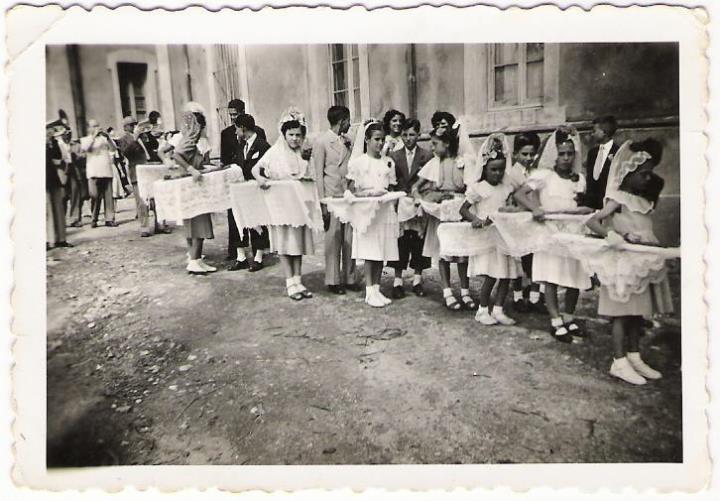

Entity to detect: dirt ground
[46,199,683,466]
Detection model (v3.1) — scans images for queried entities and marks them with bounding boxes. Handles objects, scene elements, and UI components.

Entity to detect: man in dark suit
[388,118,433,298]
[227,113,272,272]
[222,98,267,260]
[583,115,620,210]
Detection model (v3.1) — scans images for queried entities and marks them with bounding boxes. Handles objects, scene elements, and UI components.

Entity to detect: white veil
[536,126,583,174]
[260,106,309,179]
[350,119,383,161]
[476,132,512,180]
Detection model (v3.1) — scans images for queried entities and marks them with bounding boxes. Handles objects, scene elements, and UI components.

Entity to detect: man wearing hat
[46,120,72,248]
[221,98,266,260]
[81,119,118,227]
[117,115,153,236]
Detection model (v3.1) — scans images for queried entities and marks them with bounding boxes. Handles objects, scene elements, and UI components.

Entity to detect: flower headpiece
[278,107,307,130]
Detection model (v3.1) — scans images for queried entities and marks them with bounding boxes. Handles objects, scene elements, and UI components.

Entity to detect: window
[489,43,545,108]
[212,45,242,127]
[329,44,364,120]
[117,62,148,119]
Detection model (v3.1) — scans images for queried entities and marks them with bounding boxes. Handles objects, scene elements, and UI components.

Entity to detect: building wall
[415,43,465,126]
[46,46,76,131]
[367,44,409,120]
[559,43,680,122]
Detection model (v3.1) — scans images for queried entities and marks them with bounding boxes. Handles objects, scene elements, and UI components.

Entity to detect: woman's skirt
[422,216,468,263]
[598,277,674,317]
[351,203,399,262]
[532,251,591,290]
[468,249,522,279]
[270,225,315,256]
[183,213,214,239]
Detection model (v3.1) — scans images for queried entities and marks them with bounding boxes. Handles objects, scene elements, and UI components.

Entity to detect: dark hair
[480,137,507,181]
[228,99,245,113]
[148,111,161,125]
[431,111,456,129]
[382,109,406,136]
[430,125,459,158]
[593,115,618,137]
[234,113,256,130]
[629,138,663,166]
[327,106,350,126]
[193,112,206,128]
[363,121,385,153]
[280,119,306,137]
[554,127,576,148]
[513,132,541,152]
[401,118,421,133]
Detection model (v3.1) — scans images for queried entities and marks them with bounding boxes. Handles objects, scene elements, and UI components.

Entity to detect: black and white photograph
[6,2,710,493]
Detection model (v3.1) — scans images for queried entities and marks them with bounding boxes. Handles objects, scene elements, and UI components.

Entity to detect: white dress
[347,154,399,261]
[466,179,522,279]
[526,169,591,290]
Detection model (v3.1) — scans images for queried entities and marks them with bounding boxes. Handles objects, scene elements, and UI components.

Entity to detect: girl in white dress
[460,136,522,326]
[252,109,316,301]
[585,138,673,385]
[347,121,400,308]
[514,127,594,342]
[414,124,476,312]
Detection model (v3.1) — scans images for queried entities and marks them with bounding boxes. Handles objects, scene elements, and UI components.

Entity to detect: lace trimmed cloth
[437,222,504,257]
[230,179,323,232]
[323,191,404,235]
[418,196,465,222]
[489,212,591,257]
[553,233,679,302]
[136,164,172,200]
[153,165,245,223]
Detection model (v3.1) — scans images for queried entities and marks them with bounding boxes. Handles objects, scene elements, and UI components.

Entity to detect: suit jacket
[390,145,433,193]
[584,141,620,210]
[311,129,353,200]
[239,135,271,180]
[220,124,267,166]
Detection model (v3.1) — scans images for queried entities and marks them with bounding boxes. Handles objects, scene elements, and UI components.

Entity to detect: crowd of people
[46,98,676,386]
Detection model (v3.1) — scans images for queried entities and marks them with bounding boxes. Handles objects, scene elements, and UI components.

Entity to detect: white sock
[539,283,546,293]
[551,317,564,327]
[461,288,470,297]
[373,284,381,292]
[562,313,574,323]
[443,288,453,298]
[477,305,488,314]
[285,278,294,289]
[513,290,523,301]
[412,274,422,286]
[529,291,540,303]
[293,275,302,287]
[254,250,264,263]
[366,286,374,296]
[494,305,504,315]
[394,277,403,287]
[236,249,247,262]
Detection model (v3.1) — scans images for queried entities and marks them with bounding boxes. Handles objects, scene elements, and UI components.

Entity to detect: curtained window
[489,43,545,108]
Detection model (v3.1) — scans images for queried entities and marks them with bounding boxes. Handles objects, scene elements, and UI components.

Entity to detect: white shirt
[244,132,257,158]
[80,135,114,178]
[405,147,416,171]
[593,139,614,181]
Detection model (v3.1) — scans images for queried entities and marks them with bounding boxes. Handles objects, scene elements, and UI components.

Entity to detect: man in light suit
[583,115,620,210]
[388,118,433,298]
[311,105,358,295]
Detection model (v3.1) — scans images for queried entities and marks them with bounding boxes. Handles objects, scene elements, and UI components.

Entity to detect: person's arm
[513,183,545,221]
[172,152,202,182]
[311,140,326,200]
[251,155,271,189]
[585,199,620,237]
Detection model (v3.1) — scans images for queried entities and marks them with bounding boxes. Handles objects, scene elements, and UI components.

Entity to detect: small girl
[414,124,476,311]
[158,103,216,275]
[513,127,593,342]
[347,121,400,308]
[382,109,406,154]
[460,135,522,325]
[585,138,672,385]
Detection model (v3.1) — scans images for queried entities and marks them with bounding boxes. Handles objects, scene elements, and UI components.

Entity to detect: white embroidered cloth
[419,196,465,222]
[553,233,679,302]
[153,165,245,223]
[322,191,404,235]
[438,222,504,257]
[490,212,591,257]
[230,179,322,231]
[397,196,423,223]
[136,164,172,200]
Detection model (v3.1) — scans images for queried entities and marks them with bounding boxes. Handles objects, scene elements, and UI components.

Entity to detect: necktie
[593,143,605,181]
[407,149,414,172]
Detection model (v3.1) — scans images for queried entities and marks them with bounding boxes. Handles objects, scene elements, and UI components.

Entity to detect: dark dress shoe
[327,285,346,295]
[105,221,119,227]
[248,261,264,272]
[70,220,82,228]
[392,286,405,299]
[412,284,425,296]
[55,241,74,248]
[227,260,249,271]
[140,232,152,238]
[90,221,98,228]
[512,298,528,313]
[345,283,362,292]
